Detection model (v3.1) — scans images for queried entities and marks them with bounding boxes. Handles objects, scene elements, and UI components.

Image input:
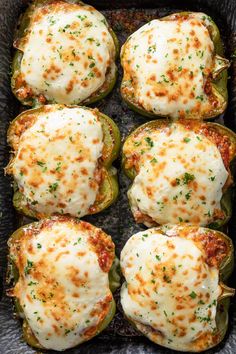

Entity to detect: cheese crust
[9,217,115,351]
[123,122,229,226]
[14,1,116,104]
[7,105,104,218]
[121,12,228,118]
[120,225,227,352]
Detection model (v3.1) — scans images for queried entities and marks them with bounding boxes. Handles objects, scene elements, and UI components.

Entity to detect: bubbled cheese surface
[120,228,221,351]
[127,123,228,225]
[11,220,113,351]
[12,106,103,217]
[19,2,116,104]
[121,14,216,118]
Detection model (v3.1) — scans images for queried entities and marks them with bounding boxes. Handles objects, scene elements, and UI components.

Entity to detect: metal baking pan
[0,0,236,353]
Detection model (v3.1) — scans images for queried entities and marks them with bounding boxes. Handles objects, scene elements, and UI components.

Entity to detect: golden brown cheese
[121,13,227,118]
[8,106,104,218]
[124,123,228,226]
[120,226,224,351]
[9,217,115,351]
[15,1,116,104]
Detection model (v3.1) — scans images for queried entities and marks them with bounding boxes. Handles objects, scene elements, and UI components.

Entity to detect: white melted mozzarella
[120,228,221,351]
[20,3,116,104]
[128,123,228,225]
[13,220,112,351]
[121,14,215,118]
[12,106,103,217]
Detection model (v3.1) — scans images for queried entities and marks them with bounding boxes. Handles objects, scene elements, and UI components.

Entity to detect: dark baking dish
[0,0,236,353]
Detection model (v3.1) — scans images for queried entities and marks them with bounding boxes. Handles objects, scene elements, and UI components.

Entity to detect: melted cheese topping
[121,13,217,118]
[19,2,116,104]
[12,106,103,217]
[127,123,228,226]
[11,220,114,351]
[120,228,221,351]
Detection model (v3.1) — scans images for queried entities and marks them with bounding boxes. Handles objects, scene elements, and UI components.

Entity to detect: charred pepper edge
[120,226,234,352]
[7,218,120,350]
[11,0,119,107]
[120,11,229,120]
[7,105,121,219]
[122,119,236,228]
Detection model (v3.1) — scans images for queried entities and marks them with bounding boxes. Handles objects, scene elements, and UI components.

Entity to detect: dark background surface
[0,0,236,353]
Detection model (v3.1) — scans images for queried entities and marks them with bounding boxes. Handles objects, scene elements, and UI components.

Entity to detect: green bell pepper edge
[11,0,119,107]
[120,11,228,120]
[7,221,120,350]
[122,119,236,229]
[122,225,234,351]
[8,105,121,219]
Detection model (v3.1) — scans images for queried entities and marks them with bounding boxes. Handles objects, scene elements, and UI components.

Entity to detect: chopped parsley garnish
[145,137,154,148]
[185,190,192,200]
[77,15,87,21]
[49,182,59,193]
[37,161,46,167]
[182,172,195,185]
[88,71,95,78]
[196,95,204,101]
[87,37,95,42]
[55,162,62,172]
[147,44,156,53]
[134,141,141,146]
[160,74,169,83]
[24,260,34,275]
[37,161,47,172]
[189,291,197,299]
[28,281,37,286]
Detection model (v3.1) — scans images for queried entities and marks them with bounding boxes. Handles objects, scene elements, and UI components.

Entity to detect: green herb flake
[189,291,197,299]
[145,137,154,148]
[37,161,46,167]
[49,182,59,193]
[196,95,204,101]
[182,172,195,185]
[185,190,192,200]
[183,137,191,143]
[24,260,34,275]
[147,44,156,53]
